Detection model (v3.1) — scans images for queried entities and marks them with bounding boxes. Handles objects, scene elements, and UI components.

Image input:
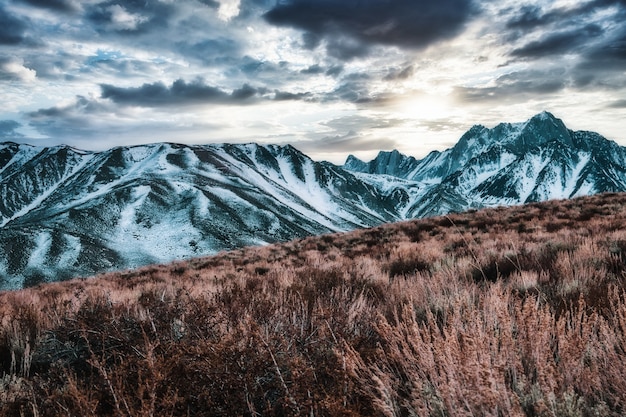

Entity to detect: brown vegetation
[2,192,626,416]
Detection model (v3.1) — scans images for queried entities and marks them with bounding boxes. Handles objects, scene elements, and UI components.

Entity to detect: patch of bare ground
[2,192,626,416]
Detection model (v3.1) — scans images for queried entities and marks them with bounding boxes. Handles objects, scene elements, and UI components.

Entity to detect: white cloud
[0,58,37,82]
[0,0,624,162]
[218,0,241,21]
[107,4,148,31]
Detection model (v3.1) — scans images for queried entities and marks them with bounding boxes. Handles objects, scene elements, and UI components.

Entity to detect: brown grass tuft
[2,192,626,416]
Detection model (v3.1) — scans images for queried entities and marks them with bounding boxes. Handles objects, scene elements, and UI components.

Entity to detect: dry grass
[2,192,626,416]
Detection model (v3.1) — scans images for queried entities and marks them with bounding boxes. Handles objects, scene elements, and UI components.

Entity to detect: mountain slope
[3,192,626,416]
[0,142,405,288]
[2,111,626,289]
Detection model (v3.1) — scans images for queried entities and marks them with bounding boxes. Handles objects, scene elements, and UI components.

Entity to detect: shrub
[2,192,626,416]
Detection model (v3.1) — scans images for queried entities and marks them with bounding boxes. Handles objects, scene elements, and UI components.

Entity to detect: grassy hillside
[2,193,626,416]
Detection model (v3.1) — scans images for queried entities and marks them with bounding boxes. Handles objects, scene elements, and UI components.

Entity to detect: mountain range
[1,111,625,289]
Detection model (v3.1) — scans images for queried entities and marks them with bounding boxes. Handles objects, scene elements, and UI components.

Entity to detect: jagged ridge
[345,111,626,217]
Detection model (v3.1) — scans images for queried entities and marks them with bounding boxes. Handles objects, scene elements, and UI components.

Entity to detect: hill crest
[2,191,626,415]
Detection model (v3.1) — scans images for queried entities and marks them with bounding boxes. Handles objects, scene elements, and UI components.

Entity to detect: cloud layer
[0,0,624,162]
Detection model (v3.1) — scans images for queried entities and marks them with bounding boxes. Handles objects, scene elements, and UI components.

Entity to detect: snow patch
[565,153,590,195]
[58,234,81,268]
[117,185,151,231]
[0,145,41,176]
[27,231,52,268]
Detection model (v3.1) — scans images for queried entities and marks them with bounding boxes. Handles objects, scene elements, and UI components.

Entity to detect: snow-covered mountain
[0,142,405,288]
[1,111,625,288]
[346,111,626,217]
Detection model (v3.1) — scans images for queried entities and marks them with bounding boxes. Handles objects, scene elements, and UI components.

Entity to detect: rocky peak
[343,154,368,172]
[515,111,573,150]
[344,149,419,178]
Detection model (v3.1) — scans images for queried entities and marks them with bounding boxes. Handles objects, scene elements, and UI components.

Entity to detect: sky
[0,0,625,164]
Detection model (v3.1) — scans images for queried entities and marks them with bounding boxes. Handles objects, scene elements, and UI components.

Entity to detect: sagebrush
[2,193,626,416]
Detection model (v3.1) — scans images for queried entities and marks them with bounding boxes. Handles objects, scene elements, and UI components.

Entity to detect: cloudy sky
[0,0,625,163]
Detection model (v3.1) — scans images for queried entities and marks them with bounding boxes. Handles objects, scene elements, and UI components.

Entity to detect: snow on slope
[2,111,626,289]
[0,142,404,288]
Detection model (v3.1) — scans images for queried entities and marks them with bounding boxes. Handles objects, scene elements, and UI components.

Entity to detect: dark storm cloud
[325,66,344,77]
[0,6,28,45]
[300,64,324,75]
[239,57,288,76]
[511,24,604,57]
[264,0,476,56]
[573,66,626,91]
[321,72,391,105]
[561,24,626,90]
[583,27,626,67]
[328,80,372,104]
[228,58,323,89]
[100,79,259,106]
[0,120,25,139]
[176,38,242,65]
[231,84,259,100]
[506,0,625,31]
[505,5,547,30]
[455,70,567,103]
[16,48,104,81]
[504,0,626,52]
[325,36,371,60]
[384,65,415,81]
[83,56,160,79]
[100,79,312,107]
[15,0,78,13]
[497,0,626,100]
[25,94,227,142]
[26,96,118,140]
[301,32,321,50]
[29,96,110,119]
[299,64,340,76]
[505,4,596,31]
[196,0,220,8]
[273,91,313,101]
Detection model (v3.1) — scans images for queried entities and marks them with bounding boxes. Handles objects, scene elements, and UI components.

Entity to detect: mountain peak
[344,149,419,177]
[526,111,566,131]
[518,110,573,149]
[532,110,557,121]
[344,154,367,171]
[450,112,574,160]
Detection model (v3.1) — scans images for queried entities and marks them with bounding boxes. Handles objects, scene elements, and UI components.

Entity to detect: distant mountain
[345,111,626,217]
[344,149,420,177]
[1,111,625,288]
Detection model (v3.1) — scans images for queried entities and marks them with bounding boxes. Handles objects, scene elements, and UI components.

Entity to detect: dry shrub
[2,192,626,416]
